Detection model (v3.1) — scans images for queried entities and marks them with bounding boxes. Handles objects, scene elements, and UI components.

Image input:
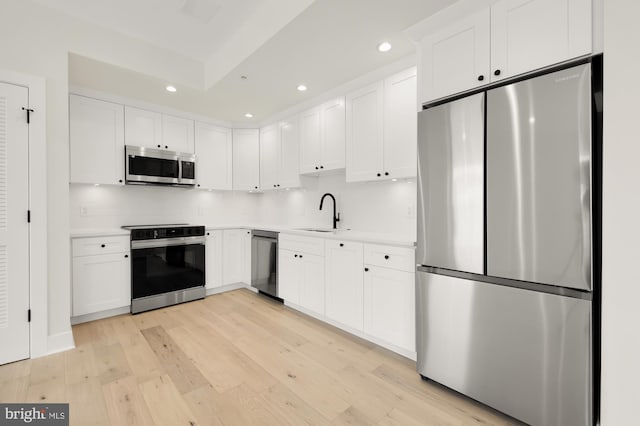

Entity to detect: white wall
[600,1,640,424]
[70,185,258,229]
[255,174,416,237]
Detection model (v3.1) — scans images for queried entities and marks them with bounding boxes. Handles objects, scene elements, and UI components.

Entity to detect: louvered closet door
[0,82,30,365]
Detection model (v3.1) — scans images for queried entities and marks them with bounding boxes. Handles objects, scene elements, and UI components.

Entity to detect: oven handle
[131,236,206,249]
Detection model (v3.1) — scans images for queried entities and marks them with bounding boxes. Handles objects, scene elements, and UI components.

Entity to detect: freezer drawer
[486,63,592,290]
[416,271,591,426]
[417,93,484,274]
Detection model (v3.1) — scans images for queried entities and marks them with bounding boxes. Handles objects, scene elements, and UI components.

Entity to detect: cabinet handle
[384,255,389,260]
[299,255,303,258]
[494,69,501,76]
[320,166,324,169]
[273,184,277,188]
[377,173,381,177]
[315,166,319,170]
[277,184,280,187]
[118,179,123,183]
[364,267,369,272]
[254,186,258,189]
[339,243,344,247]
[384,172,389,176]
[247,231,250,234]
[294,254,298,258]
[197,184,201,187]
[124,254,129,258]
[206,232,210,236]
[165,145,168,149]
[157,144,161,148]
[101,244,105,248]
[478,75,484,81]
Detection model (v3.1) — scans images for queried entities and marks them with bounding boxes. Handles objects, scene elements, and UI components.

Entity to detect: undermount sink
[296,228,335,233]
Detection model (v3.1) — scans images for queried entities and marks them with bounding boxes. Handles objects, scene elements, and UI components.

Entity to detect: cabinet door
[299,106,322,174]
[223,229,243,284]
[346,82,384,183]
[241,230,252,284]
[162,114,194,153]
[72,253,131,316]
[70,95,125,185]
[321,97,346,171]
[205,230,223,289]
[279,117,301,189]
[364,266,415,352]
[299,253,325,315]
[383,67,417,180]
[420,9,490,103]
[491,0,591,82]
[194,122,233,190]
[325,240,364,330]
[124,106,162,149]
[278,249,300,304]
[259,124,281,190]
[232,129,260,191]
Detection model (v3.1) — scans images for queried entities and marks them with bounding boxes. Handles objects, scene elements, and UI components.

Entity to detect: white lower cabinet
[223,229,252,285]
[205,230,224,289]
[72,236,131,317]
[324,240,364,331]
[279,248,325,315]
[364,266,415,352]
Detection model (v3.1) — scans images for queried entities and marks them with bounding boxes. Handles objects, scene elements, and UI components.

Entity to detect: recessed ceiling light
[165,85,177,92]
[297,84,307,92]
[377,42,392,53]
[244,113,253,118]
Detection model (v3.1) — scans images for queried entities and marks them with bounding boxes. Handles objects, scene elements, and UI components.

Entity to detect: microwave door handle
[178,158,183,183]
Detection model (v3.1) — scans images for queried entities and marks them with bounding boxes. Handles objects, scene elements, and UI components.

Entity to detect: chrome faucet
[319,193,340,230]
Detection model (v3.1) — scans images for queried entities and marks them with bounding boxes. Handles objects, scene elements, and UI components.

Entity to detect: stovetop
[121,223,189,230]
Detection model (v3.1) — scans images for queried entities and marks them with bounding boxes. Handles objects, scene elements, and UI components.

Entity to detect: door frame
[0,69,47,358]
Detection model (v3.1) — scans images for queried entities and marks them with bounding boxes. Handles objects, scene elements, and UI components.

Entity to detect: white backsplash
[70,173,417,238]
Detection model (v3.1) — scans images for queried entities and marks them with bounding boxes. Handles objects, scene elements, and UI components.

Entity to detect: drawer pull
[294,254,298,258]
[364,267,369,272]
[101,244,106,248]
[339,243,344,247]
[124,254,129,258]
[384,255,389,260]
[299,255,303,259]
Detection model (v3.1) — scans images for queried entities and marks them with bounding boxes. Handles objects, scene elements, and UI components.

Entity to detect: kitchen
[0,0,638,425]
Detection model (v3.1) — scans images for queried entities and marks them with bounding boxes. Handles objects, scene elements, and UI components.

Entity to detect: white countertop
[70,225,415,248]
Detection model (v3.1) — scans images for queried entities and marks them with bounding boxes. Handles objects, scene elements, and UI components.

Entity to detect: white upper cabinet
[490,0,592,82]
[69,95,125,186]
[346,67,417,183]
[260,117,302,190]
[162,114,194,153]
[232,129,260,191]
[418,0,592,103]
[279,117,302,189]
[383,67,418,179]
[299,106,322,174]
[420,9,490,104]
[320,97,346,171]
[124,106,194,153]
[194,122,233,190]
[259,124,281,190]
[299,97,346,174]
[346,82,384,182]
[124,106,162,149]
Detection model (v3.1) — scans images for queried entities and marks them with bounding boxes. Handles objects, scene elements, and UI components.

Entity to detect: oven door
[131,237,205,300]
[126,146,180,185]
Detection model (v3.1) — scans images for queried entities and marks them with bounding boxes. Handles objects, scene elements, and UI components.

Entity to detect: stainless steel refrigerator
[416,61,600,426]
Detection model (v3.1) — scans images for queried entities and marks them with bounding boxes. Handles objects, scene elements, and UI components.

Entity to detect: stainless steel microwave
[125,145,196,186]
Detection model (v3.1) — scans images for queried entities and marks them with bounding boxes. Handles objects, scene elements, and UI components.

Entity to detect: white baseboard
[46,331,75,356]
[206,282,250,296]
[285,301,417,361]
[71,306,131,325]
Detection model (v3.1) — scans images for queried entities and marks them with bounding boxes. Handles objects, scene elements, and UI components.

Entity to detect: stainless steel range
[122,224,206,314]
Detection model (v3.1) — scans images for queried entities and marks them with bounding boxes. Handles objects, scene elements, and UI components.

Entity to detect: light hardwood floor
[0,289,517,425]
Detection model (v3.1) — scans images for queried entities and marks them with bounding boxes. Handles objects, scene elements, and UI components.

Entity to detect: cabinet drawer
[364,244,415,272]
[279,233,325,256]
[72,236,130,257]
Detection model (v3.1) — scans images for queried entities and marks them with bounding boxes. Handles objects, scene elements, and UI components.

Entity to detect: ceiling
[65,0,456,123]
